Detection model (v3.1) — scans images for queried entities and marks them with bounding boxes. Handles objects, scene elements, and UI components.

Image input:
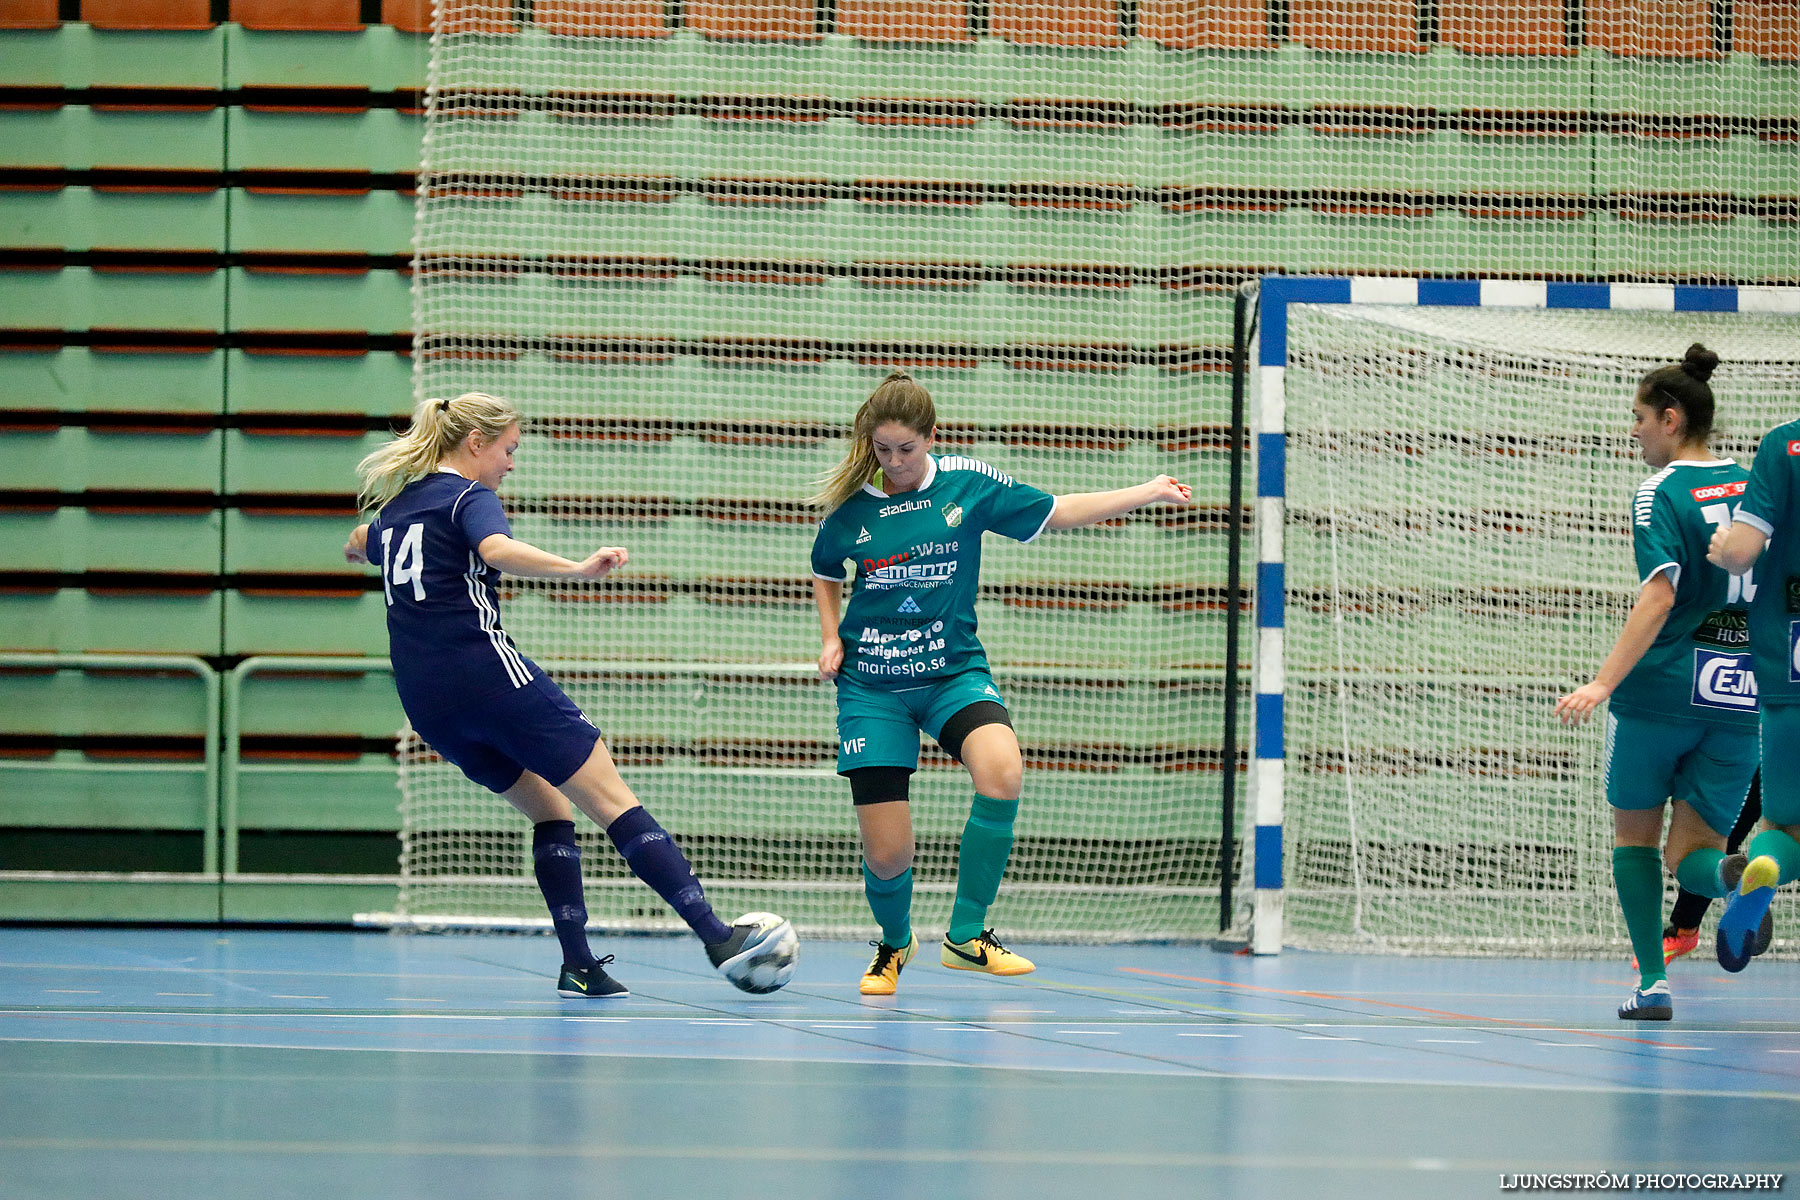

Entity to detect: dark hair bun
[1681,342,1719,383]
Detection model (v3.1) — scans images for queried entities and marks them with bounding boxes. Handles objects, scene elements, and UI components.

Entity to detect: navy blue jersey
[367,470,536,719]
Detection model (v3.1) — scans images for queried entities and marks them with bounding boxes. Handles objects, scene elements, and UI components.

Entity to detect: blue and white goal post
[1243,275,1800,957]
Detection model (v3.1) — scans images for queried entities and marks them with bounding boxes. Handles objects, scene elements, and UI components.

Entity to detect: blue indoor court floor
[1,927,1795,1200]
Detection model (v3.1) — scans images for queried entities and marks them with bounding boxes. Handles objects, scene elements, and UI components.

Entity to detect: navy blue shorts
[410,676,603,793]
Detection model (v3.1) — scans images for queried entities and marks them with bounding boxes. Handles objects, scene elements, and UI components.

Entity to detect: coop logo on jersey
[1788,440,1800,456]
[898,596,921,614]
[1693,649,1759,712]
[855,526,871,545]
[942,502,964,528]
[1690,480,1747,503]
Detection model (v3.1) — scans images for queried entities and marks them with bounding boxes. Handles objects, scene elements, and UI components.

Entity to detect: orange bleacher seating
[684,0,816,39]
[1291,0,1425,53]
[231,0,363,30]
[532,0,668,37]
[991,0,1125,47]
[81,0,216,29]
[1,0,61,29]
[836,0,971,42]
[1585,0,1720,58]
[1737,0,1800,62]
[1439,0,1573,54]
[383,0,520,34]
[1139,0,1277,50]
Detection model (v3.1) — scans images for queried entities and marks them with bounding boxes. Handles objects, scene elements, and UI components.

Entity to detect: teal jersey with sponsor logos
[1609,458,1758,728]
[1736,417,1800,705]
[810,455,1056,689]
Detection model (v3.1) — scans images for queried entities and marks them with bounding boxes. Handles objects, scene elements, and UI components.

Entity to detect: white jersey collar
[862,455,937,499]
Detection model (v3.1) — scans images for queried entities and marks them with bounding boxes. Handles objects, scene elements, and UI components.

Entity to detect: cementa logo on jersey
[1693,649,1758,712]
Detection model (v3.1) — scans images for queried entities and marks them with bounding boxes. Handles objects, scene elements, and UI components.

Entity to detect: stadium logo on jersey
[898,596,921,614]
[878,498,932,518]
[856,526,871,545]
[1692,649,1758,712]
[942,502,964,528]
[1690,480,1747,503]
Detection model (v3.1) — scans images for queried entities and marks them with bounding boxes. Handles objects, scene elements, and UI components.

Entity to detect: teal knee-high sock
[862,862,913,949]
[1674,847,1728,899]
[947,793,1019,945]
[1747,828,1800,886]
[1615,845,1668,988]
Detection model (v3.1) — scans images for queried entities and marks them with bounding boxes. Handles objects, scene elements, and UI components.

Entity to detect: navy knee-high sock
[605,806,734,945]
[531,820,596,968]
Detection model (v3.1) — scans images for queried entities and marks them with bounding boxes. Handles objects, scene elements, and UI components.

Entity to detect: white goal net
[1275,302,1800,955]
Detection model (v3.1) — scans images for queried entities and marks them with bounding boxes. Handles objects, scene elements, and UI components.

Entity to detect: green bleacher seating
[223,428,392,494]
[230,189,415,256]
[3,426,223,490]
[0,24,225,87]
[0,348,225,414]
[223,589,386,655]
[0,106,225,171]
[0,265,226,330]
[226,108,423,173]
[228,266,412,333]
[0,185,226,253]
[225,348,414,417]
[0,589,225,654]
[3,508,222,572]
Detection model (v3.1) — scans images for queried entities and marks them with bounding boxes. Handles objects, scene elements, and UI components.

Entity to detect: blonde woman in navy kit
[347,391,782,997]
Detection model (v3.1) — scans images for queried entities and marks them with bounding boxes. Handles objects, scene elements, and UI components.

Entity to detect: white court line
[686,1020,752,1026]
[1056,1031,1120,1036]
[156,993,214,998]
[807,1024,877,1030]
[570,1018,630,1023]
[991,1009,1053,1014]
[934,1027,998,1033]
[1416,1039,1481,1044]
[268,995,327,1001]
[1177,1033,1241,1038]
[1298,1036,1361,1042]
[44,990,99,995]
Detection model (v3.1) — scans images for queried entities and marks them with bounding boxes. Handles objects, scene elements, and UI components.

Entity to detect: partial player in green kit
[809,371,1192,995]
[1708,389,1800,971]
[1556,345,1761,1020]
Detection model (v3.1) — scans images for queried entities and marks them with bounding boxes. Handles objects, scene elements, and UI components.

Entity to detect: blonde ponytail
[811,371,937,512]
[356,391,524,511]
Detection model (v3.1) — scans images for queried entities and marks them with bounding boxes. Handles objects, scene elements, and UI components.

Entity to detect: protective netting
[398,0,1797,941]
[1276,304,1800,955]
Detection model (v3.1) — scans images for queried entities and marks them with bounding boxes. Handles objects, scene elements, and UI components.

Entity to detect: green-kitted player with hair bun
[1556,344,1762,1020]
[809,371,1192,996]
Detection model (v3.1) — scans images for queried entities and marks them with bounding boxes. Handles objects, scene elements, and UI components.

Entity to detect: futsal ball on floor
[723,912,799,994]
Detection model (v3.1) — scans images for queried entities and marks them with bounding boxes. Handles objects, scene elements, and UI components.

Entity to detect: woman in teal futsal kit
[809,371,1192,996]
[1556,345,1761,1020]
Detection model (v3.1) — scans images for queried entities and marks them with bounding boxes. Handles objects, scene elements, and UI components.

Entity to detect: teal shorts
[835,670,1008,773]
[1604,710,1759,837]
[1762,704,1800,827]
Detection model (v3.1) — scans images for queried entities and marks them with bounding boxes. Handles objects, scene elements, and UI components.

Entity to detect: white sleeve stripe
[1642,561,1679,590]
[812,570,849,582]
[1019,496,1057,545]
[449,480,482,522]
[1738,511,1776,538]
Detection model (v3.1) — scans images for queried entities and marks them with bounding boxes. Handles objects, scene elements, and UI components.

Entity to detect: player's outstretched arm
[812,579,844,680]
[477,534,628,580]
[1708,523,1766,575]
[1045,475,1193,532]
[344,523,371,564]
[1554,572,1676,726]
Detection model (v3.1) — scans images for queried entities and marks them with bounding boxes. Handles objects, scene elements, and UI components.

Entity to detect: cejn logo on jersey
[1692,649,1758,712]
[1690,480,1747,503]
